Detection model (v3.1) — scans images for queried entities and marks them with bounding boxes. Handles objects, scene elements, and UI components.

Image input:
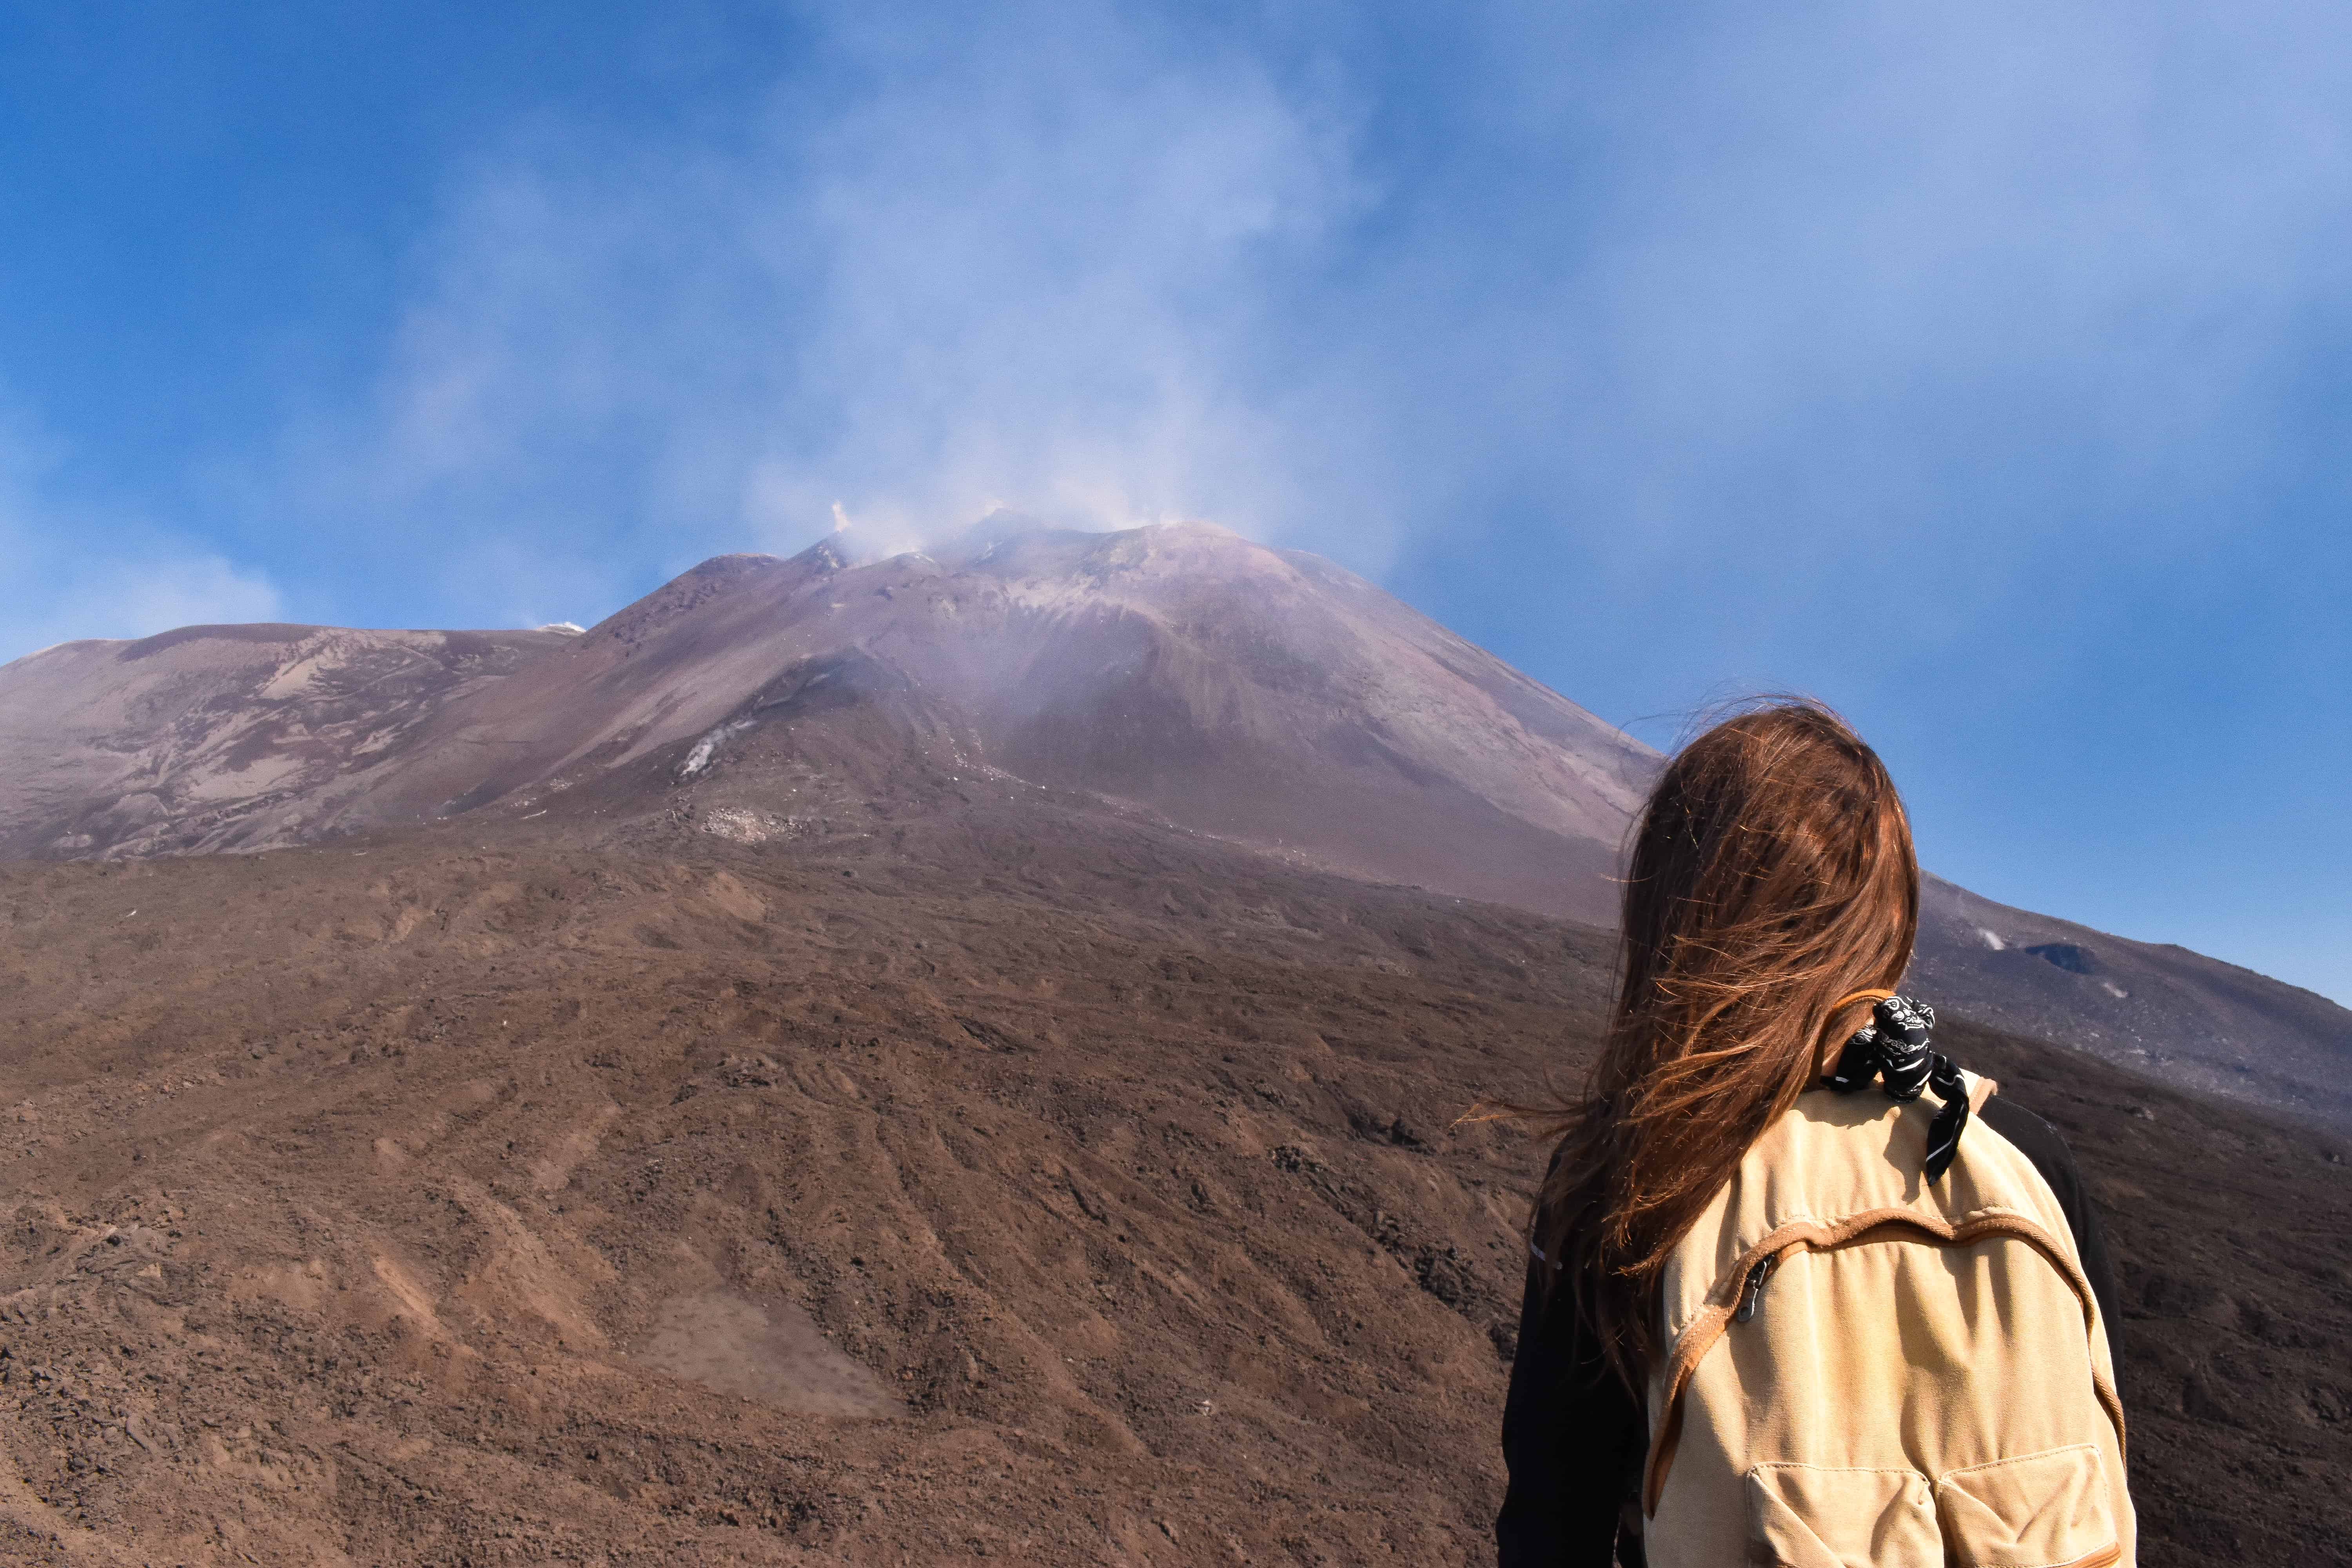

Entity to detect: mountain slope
[0,520,2343,1130]
[181,522,1656,924]
[0,624,577,860]
[4,832,2341,1563]
[1914,877,2352,1129]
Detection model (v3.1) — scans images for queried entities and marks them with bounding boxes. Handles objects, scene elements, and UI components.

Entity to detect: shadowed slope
[1915,877,2352,1131]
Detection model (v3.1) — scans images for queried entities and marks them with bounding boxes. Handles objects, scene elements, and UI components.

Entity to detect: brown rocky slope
[2,801,2347,1565]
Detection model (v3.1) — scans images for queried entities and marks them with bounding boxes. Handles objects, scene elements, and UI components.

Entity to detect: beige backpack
[1639,1062,2134,1568]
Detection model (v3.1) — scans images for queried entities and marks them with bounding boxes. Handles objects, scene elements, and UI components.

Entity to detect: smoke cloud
[285,1,1369,615]
[258,2,2352,641]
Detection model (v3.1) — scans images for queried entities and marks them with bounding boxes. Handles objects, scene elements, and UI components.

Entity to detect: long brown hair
[1530,699,1919,1388]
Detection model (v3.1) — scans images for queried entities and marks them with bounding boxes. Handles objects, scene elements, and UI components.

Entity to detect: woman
[1495,701,2125,1567]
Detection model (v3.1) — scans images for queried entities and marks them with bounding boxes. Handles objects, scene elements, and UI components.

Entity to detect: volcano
[1,520,2347,1564]
[0,521,1651,922]
[2,519,2343,1129]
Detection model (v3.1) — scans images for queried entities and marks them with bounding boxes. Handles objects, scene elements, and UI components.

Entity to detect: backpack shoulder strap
[1642,1075,2126,1517]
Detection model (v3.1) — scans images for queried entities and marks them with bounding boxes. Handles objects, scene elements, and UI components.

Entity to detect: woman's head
[1534,698,1918,1382]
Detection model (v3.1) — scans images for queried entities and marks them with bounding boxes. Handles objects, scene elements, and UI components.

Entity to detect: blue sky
[2,3,2347,1005]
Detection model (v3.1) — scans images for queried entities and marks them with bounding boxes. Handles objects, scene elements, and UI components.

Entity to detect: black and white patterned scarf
[1825,995,1970,1180]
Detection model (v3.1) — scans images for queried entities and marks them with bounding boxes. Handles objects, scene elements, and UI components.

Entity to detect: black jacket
[1495,1096,2121,1567]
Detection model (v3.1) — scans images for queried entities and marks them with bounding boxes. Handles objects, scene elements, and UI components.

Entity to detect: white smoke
[292,0,1372,619]
[263,1,2352,642]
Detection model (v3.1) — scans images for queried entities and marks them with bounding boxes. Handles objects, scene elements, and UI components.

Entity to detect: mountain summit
[1,520,2345,1127]
[0,523,1656,922]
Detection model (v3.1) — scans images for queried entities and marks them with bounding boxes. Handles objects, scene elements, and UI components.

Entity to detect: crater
[2025,942,2099,976]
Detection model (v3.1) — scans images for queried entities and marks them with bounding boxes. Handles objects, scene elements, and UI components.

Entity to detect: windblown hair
[1530,699,1919,1389]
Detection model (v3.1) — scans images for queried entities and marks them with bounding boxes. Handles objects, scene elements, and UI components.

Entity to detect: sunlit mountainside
[0,521,2346,1562]
[4,519,2345,1131]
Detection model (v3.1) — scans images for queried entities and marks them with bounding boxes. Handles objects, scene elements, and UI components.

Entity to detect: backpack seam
[1749,1461,1929,1475]
[1947,1548,2119,1568]
[1659,1203,2045,1339]
[1934,1441,2103,1483]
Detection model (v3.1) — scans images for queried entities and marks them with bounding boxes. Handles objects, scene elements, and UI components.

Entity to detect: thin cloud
[0,397,281,659]
[284,2,2352,638]
[297,0,1372,622]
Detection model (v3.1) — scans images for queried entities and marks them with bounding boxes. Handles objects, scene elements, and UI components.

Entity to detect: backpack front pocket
[1744,1463,1941,1568]
[1935,1444,2119,1568]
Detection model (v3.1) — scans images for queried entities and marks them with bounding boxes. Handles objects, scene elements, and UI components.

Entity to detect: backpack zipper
[1735,1252,1781,1323]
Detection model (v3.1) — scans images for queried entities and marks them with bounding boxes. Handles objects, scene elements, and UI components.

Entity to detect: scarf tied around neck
[1824,994,1969,1180]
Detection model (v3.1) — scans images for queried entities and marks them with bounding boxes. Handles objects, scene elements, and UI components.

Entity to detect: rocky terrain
[1913,875,2352,1131]
[2,521,2343,1134]
[0,807,2345,1565]
[0,519,2347,1564]
[0,625,576,864]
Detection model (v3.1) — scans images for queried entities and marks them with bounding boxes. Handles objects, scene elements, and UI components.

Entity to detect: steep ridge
[0,520,2344,1130]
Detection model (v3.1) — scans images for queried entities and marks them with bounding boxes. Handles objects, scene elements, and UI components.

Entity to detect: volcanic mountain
[2,519,2343,1129]
[0,622,576,862]
[2,520,2348,1564]
[0,522,1649,920]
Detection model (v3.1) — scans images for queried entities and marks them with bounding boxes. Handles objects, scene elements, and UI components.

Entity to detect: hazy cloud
[298,0,1370,614]
[5,0,2349,995]
[282,2,2352,638]
[0,398,281,657]
[1542,8,2352,571]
